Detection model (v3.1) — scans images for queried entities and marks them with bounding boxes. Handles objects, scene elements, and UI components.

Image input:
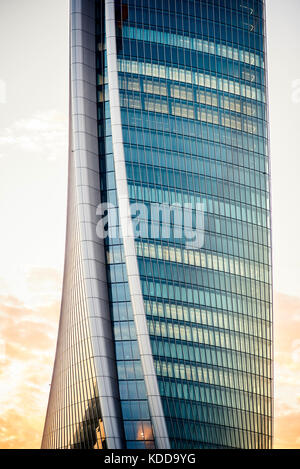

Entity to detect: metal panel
[105,0,170,450]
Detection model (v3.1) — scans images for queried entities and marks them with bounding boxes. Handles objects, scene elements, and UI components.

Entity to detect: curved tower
[42,0,273,449]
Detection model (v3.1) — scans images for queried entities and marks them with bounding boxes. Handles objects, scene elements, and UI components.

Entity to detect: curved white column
[69,0,124,449]
[105,0,171,449]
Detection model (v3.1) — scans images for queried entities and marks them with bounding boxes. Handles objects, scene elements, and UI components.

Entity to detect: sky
[0,0,299,449]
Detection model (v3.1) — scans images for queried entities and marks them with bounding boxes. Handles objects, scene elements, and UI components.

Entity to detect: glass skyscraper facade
[42,0,273,449]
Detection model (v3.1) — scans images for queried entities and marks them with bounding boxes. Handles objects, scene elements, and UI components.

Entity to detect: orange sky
[273,294,300,449]
[0,0,300,450]
[0,287,299,448]
[0,269,61,449]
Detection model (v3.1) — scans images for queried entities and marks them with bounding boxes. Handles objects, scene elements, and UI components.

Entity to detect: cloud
[0,269,60,449]
[0,110,67,161]
[274,411,300,449]
[1,287,300,448]
[274,292,300,447]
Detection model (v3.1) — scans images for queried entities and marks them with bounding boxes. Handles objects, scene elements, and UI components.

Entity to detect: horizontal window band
[118,59,265,102]
[121,26,264,69]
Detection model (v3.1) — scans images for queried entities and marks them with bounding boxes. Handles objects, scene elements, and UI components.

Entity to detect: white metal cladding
[105,0,171,449]
[42,0,124,449]
[70,0,124,449]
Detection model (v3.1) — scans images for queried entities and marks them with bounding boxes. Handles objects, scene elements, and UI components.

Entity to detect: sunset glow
[0,0,300,449]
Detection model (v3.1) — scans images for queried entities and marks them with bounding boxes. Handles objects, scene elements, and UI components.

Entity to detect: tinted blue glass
[43,0,272,451]
[115,0,272,449]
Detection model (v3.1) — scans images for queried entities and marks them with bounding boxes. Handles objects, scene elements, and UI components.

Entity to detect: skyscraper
[42,0,273,449]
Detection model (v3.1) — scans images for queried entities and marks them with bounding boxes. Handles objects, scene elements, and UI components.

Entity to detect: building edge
[42,0,125,449]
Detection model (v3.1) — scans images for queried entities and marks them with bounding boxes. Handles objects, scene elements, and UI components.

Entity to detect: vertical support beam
[105,0,170,449]
[71,0,124,449]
